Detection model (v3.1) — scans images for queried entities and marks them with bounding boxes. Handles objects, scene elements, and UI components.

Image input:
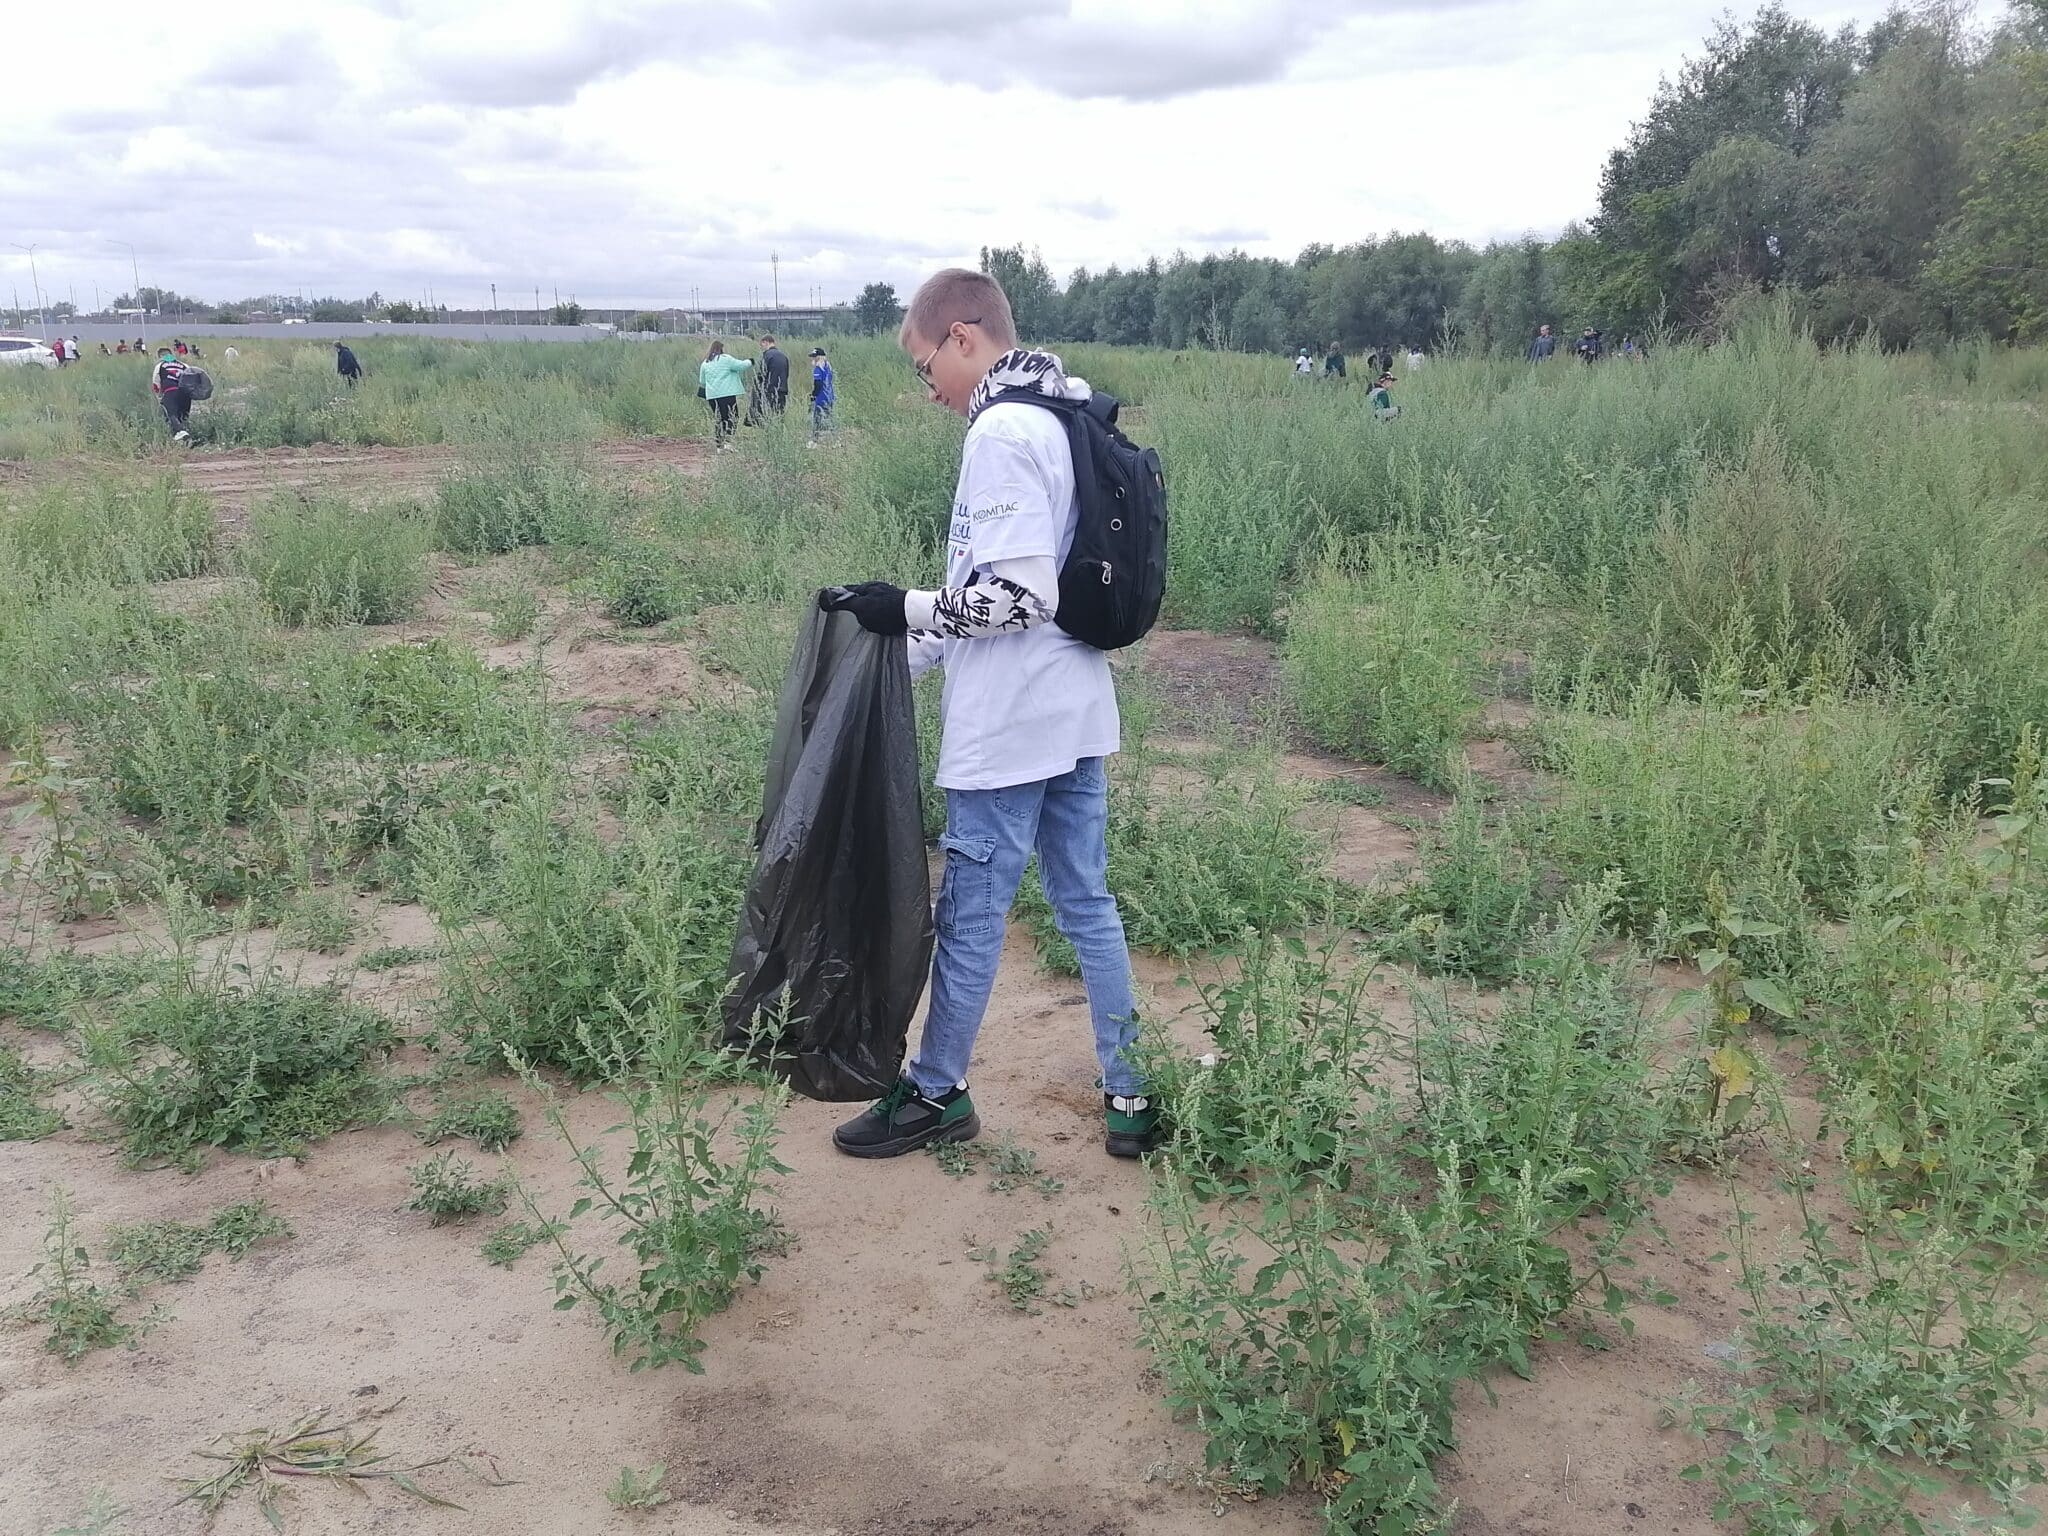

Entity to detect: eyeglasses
[913,318,981,389]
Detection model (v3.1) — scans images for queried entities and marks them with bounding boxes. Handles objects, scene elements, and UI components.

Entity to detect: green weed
[480,1218,559,1268]
[603,1464,672,1512]
[5,1192,146,1362]
[84,964,395,1163]
[406,1152,510,1225]
[0,1042,64,1140]
[108,1201,291,1284]
[1285,539,1503,789]
[516,1021,789,1373]
[419,1088,522,1152]
[239,494,432,625]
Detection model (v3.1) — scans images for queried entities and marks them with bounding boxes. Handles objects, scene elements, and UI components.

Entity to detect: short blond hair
[899,268,1017,351]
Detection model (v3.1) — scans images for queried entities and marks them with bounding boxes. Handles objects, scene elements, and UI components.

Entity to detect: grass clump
[1533,662,1910,937]
[1135,886,1666,1532]
[107,1201,292,1284]
[1285,539,1503,790]
[422,713,750,1079]
[177,1410,466,1527]
[359,942,439,972]
[0,1042,64,1140]
[277,888,360,954]
[406,1152,511,1225]
[419,1088,522,1152]
[239,494,432,624]
[0,948,160,1030]
[84,967,395,1164]
[480,1218,559,1268]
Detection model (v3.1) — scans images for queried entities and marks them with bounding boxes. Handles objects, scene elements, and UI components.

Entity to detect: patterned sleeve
[903,556,1058,641]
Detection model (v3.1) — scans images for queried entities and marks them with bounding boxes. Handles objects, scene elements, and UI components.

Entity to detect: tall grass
[239,494,432,624]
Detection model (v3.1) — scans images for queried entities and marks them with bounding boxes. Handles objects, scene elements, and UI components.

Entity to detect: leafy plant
[108,1201,291,1284]
[517,1018,790,1373]
[239,493,433,625]
[4,1191,142,1362]
[359,943,439,972]
[419,1088,522,1153]
[0,1042,63,1140]
[406,1152,510,1225]
[84,966,395,1164]
[604,1464,672,1511]
[480,1218,559,1268]
[970,1227,1076,1314]
[1285,538,1503,789]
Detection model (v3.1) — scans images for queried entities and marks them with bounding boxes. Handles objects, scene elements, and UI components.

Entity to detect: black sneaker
[833,1078,980,1159]
[1104,1092,1161,1159]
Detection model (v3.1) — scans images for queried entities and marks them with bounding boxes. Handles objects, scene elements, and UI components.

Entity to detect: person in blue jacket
[807,346,835,443]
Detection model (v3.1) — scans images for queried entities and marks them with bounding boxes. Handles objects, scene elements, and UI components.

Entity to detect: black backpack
[985,390,1166,650]
[179,367,213,401]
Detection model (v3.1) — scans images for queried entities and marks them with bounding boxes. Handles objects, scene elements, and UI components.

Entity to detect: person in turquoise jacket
[699,341,753,451]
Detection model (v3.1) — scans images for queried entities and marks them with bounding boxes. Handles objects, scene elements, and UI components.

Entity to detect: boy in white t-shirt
[821,268,1157,1161]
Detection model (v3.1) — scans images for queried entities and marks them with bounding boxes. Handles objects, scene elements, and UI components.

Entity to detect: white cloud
[4,0,1872,308]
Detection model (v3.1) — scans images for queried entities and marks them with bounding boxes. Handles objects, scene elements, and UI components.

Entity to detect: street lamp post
[10,245,45,340]
[111,240,144,347]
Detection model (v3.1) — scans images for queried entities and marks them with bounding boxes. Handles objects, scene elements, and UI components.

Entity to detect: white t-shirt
[925,400,1119,792]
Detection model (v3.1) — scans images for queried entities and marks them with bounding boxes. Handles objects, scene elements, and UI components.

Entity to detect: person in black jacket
[1574,327,1603,363]
[758,334,790,414]
[334,341,363,387]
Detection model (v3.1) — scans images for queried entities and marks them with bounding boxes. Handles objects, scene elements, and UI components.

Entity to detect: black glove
[819,581,909,636]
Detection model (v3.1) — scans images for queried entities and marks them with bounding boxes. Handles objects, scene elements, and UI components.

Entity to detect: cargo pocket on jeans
[936,831,998,937]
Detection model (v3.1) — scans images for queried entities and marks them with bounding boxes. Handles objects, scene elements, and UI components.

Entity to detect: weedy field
[2,317,2045,1536]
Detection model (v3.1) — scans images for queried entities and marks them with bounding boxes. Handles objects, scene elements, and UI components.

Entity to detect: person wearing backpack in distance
[821,267,1163,1162]
[334,340,363,388]
[151,347,196,443]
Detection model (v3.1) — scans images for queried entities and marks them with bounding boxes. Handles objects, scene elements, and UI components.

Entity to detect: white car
[0,336,59,368]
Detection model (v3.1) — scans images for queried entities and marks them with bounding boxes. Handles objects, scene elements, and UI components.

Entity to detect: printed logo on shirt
[973,500,1021,525]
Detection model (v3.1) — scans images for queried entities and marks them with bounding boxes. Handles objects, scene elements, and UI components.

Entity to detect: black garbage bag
[722,603,932,1100]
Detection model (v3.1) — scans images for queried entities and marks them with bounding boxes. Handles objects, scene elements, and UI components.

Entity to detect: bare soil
[169,438,708,533]
[0,596,1964,1535]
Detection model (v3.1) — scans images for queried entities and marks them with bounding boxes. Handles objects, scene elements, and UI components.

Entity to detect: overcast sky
[4,0,1880,312]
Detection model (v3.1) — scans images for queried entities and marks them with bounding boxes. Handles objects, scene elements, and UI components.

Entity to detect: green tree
[1926,47,2048,340]
[551,301,584,325]
[853,281,902,337]
[978,244,1061,340]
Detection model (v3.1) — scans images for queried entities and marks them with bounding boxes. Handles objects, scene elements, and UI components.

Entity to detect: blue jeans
[909,758,1142,1098]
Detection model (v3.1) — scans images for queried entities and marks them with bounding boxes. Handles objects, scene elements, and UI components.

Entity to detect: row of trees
[845,3,2046,352]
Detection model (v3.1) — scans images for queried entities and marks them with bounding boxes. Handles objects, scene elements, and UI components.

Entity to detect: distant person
[69,334,83,364]
[698,340,752,451]
[1369,371,1400,420]
[1406,346,1426,371]
[133,337,144,354]
[188,341,203,359]
[51,336,69,366]
[98,342,111,356]
[334,341,362,387]
[1294,347,1314,378]
[759,334,790,413]
[151,346,196,443]
[1323,342,1346,379]
[807,346,835,444]
[1575,327,1603,363]
[223,345,240,361]
[173,338,187,356]
[116,341,128,354]
[1527,323,1556,360]
[1620,333,1645,361]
